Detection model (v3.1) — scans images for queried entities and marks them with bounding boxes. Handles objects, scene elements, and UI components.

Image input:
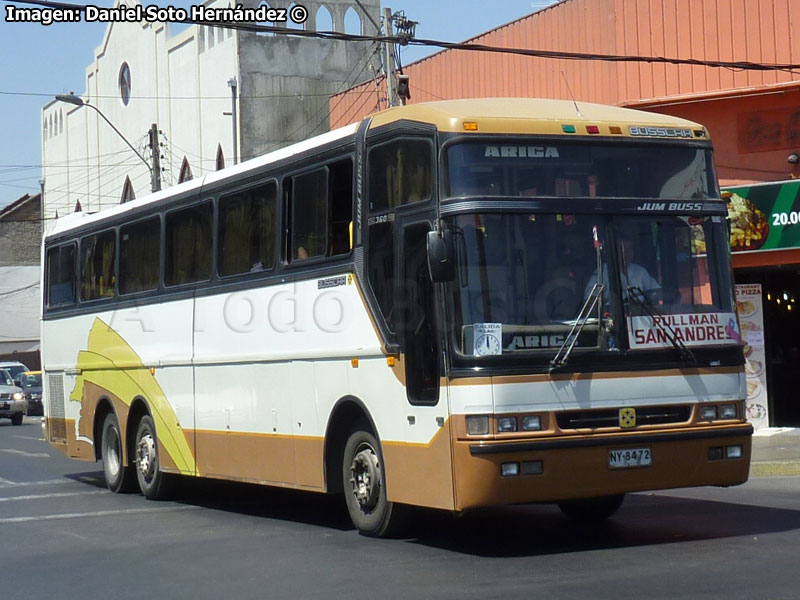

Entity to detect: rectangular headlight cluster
[699,403,738,421]
[501,461,543,477]
[708,445,744,461]
[465,414,543,436]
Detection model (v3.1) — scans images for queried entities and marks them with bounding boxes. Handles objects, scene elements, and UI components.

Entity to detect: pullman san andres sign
[627,312,740,350]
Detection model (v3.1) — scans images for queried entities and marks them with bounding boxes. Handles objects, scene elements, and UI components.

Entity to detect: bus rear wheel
[134,415,174,500]
[101,412,136,493]
[342,424,407,537]
[558,494,625,522]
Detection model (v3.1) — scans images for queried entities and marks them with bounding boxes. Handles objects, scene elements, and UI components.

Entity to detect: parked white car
[0,361,29,381]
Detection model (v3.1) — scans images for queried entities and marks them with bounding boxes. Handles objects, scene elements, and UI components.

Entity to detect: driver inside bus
[584,234,660,304]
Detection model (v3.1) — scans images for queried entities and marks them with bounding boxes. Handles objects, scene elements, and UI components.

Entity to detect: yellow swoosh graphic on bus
[69,318,194,475]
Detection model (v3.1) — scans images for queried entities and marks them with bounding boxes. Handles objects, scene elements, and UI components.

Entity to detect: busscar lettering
[629,126,693,139]
[484,146,560,159]
[5,5,81,25]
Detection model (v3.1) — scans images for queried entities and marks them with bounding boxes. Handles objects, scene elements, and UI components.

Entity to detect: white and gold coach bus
[42,99,752,536]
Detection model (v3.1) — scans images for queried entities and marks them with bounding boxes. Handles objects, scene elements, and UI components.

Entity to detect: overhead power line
[8,0,800,73]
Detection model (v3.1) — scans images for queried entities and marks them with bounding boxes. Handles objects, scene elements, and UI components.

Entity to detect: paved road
[2,417,800,600]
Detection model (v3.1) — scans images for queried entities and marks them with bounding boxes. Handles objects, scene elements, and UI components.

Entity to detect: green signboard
[722,179,800,253]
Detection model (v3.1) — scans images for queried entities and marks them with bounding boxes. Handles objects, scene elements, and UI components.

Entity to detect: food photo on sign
[723,180,800,253]
[735,284,769,430]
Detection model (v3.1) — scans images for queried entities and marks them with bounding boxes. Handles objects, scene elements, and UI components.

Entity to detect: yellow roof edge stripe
[367,98,708,139]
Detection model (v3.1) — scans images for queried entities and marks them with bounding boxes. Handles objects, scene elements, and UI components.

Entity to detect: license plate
[609,447,652,469]
[0,402,8,410]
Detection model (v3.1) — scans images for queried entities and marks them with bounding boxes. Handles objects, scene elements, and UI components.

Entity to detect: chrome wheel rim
[136,431,157,483]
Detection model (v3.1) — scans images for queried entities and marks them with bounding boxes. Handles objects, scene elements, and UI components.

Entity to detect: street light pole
[54,94,161,193]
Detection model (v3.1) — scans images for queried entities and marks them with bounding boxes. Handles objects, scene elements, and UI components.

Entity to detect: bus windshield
[446,141,714,199]
[446,212,737,357]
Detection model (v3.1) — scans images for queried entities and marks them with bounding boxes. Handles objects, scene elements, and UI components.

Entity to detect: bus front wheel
[342,424,406,537]
[101,412,136,493]
[557,494,625,522]
[134,415,174,500]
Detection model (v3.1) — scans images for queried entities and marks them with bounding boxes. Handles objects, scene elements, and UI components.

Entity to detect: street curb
[750,462,800,477]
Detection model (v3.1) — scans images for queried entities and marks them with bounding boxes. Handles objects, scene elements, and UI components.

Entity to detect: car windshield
[446,141,714,199]
[4,365,27,378]
[22,374,42,388]
[446,213,737,358]
[0,369,13,386]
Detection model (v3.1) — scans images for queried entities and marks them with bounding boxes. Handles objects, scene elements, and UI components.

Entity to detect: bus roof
[368,98,708,138]
[45,98,708,240]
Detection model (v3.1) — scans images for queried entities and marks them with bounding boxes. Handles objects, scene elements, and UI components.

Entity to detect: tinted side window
[368,139,432,212]
[219,181,277,276]
[367,219,395,331]
[46,244,75,307]
[289,158,353,263]
[120,217,160,294]
[165,202,212,286]
[291,169,328,261]
[80,230,116,301]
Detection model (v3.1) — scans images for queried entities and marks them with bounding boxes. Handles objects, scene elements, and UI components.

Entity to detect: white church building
[41,0,381,220]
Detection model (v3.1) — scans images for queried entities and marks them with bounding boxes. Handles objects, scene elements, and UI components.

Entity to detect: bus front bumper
[452,424,753,511]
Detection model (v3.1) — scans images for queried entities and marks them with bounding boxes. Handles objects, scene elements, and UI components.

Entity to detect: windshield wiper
[550,282,604,369]
[627,286,695,362]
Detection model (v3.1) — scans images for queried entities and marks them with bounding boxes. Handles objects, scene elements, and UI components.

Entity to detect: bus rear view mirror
[427,229,455,282]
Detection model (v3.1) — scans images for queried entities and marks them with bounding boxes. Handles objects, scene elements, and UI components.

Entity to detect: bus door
[390,216,455,510]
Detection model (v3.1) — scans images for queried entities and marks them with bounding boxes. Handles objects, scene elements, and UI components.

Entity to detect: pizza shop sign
[628,312,740,349]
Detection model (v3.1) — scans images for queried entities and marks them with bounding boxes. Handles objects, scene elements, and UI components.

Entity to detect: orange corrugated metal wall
[330,0,800,127]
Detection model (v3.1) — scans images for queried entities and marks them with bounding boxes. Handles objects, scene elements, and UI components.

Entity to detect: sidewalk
[751,427,800,477]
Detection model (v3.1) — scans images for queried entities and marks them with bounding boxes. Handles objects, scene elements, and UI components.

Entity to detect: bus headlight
[700,405,717,421]
[521,416,541,431]
[497,417,517,433]
[466,415,489,435]
[720,404,737,419]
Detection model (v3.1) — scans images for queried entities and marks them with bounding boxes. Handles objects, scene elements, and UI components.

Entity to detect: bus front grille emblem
[619,408,636,428]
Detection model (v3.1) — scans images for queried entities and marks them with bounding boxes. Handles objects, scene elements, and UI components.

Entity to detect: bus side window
[289,158,353,262]
[46,244,76,307]
[219,181,277,276]
[368,139,432,212]
[290,168,328,261]
[165,202,213,286]
[120,217,161,294]
[80,229,116,301]
[328,159,353,256]
[367,218,395,332]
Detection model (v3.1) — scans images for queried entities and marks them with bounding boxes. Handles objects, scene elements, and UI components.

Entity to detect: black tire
[101,412,137,492]
[10,413,23,426]
[558,494,625,522]
[342,422,407,537]
[134,415,174,500]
